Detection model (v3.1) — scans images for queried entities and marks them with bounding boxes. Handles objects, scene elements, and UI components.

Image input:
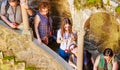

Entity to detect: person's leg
[58,49,68,61]
[58,49,65,58]
[65,53,70,62]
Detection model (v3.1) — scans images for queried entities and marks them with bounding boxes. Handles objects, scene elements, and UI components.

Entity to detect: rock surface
[0,24,65,70]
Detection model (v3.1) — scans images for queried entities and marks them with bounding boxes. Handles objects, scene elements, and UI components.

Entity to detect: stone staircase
[0,51,36,70]
[0,20,73,70]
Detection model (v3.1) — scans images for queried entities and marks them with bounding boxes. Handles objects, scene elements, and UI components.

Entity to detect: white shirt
[57,29,73,50]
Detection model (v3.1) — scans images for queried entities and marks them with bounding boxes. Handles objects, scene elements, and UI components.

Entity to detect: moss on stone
[25,67,36,70]
[14,61,25,65]
[73,0,103,10]
[86,0,96,4]
[85,12,120,53]
[74,0,81,10]
[86,0,103,7]
[115,5,120,14]
[3,56,15,61]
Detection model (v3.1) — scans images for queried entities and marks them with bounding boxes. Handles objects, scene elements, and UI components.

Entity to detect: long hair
[103,48,113,57]
[60,18,72,37]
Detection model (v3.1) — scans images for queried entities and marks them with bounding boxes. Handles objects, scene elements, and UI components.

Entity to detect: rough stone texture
[67,1,120,69]
[0,1,72,69]
[1,0,120,69]
[0,25,64,70]
[85,12,120,53]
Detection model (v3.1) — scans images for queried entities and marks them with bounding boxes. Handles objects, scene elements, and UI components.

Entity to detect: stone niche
[28,0,71,31]
[85,12,120,53]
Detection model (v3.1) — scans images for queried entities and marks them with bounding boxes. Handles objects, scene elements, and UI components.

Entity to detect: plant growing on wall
[74,0,103,10]
[115,5,120,15]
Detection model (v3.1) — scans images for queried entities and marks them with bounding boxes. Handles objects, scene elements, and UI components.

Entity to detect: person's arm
[112,61,119,70]
[91,57,94,65]
[1,15,17,28]
[34,15,41,44]
[56,30,66,44]
[0,1,16,28]
[71,32,77,41]
[68,55,77,69]
[49,17,53,36]
[56,30,62,44]
[94,55,100,70]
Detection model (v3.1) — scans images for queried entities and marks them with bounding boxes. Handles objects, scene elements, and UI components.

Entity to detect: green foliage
[25,67,36,70]
[14,61,25,65]
[74,0,103,10]
[115,5,120,14]
[3,56,15,60]
[86,0,96,4]
[86,0,103,5]
[74,0,81,10]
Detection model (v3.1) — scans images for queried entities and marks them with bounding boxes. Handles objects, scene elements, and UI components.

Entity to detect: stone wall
[0,0,73,69]
[0,24,65,70]
[68,0,120,53]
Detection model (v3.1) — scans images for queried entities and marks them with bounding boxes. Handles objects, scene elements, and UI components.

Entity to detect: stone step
[0,64,13,70]
[0,51,37,70]
[15,61,25,70]
[0,51,3,59]
[1,56,15,70]
[0,60,26,70]
[25,67,36,70]
[16,63,25,70]
[0,51,3,64]
[2,56,15,65]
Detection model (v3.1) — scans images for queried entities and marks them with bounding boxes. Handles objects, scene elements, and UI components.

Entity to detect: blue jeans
[58,48,70,62]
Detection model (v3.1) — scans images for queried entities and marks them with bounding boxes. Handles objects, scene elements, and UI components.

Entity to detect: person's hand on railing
[38,38,42,45]
[9,22,18,29]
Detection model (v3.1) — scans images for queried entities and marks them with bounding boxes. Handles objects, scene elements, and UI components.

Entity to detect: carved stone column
[67,0,85,70]
[20,0,32,41]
